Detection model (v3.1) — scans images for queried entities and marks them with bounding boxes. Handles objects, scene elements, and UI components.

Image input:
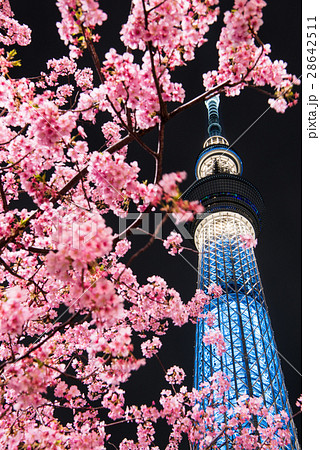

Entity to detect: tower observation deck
[184,96,299,449]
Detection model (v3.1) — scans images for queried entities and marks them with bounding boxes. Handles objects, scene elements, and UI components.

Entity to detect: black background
[9,0,302,446]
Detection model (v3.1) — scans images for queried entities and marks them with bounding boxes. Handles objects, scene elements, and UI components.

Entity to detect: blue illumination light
[201,192,261,216]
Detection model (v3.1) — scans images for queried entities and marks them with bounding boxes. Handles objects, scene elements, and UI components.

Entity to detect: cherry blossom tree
[0,0,300,448]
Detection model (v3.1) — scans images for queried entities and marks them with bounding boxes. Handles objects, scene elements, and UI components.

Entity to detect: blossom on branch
[0,286,32,336]
[203,0,300,111]
[163,231,183,256]
[207,282,223,298]
[0,0,31,46]
[141,336,162,358]
[165,365,186,385]
[240,233,257,249]
[203,329,226,356]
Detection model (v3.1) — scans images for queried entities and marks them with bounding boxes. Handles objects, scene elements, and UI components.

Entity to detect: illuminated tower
[184,96,299,448]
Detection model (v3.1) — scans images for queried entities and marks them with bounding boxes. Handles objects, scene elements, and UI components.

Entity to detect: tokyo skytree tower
[184,96,299,449]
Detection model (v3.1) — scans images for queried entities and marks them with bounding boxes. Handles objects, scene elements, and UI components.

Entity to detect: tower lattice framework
[184,96,299,449]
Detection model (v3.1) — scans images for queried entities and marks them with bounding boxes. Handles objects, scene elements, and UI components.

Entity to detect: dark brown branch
[146,0,168,15]
[125,213,168,269]
[0,175,8,212]
[169,80,231,120]
[0,256,48,301]
[0,256,25,280]
[154,120,165,183]
[1,150,34,171]
[26,246,51,255]
[81,24,104,84]
[39,361,79,381]
[241,31,265,82]
[141,0,169,121]
[75,161,92,211]
[127,131,158,159]
[147,40,169,120]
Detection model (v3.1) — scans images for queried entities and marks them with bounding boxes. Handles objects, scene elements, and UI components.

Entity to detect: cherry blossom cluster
[88,150,143,216]
[186,289,212,323]
[127,274,189,331]
[165,365,186,385]
[0,0,31,46]
[203,328,226,356]
[203,0,300,111]
[101,49,185,129]
[163,230,184,256]
[207,282,224,298]
[47,211,113,277]
[114,238,131,258]
[121,0,220,68]
[56,0,107,57]
[141,336,162,358]
[240,233,258,249]
[0,253,225,447]
[0,286,32,336]
[120,374,292,449]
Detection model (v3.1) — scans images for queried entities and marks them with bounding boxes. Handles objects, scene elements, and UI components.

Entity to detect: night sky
[9,0,302,445]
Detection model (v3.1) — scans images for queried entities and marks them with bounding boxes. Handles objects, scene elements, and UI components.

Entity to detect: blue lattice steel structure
[184,96,299,449]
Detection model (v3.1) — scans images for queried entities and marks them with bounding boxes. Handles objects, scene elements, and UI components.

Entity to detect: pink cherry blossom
[0,0,31,46]
[159,171,187,197]
[0,286,32,336]
[203,0,300,112]
[163,231,183,256]
[240,233,258,249]
[56,0,107,56]
[207,282,223,298]
[141,336,162,358]
[121,0,219,68]
[115,238,131,257]
[203,329,226,356]
[165,365,186,385]
[186,289,211,323]
[296,394,302,411]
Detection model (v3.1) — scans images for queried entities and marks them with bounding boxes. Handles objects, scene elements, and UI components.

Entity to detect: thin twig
[168,80,231,120]
[125,213,168,268]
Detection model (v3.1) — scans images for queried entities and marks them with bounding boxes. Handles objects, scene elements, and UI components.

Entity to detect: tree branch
[168,80,231,120]
[125,213,168,269]
[0,175,8,212]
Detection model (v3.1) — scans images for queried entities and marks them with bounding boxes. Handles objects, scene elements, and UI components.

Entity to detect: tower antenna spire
[205,95,222,137]
[195,95,243,179]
